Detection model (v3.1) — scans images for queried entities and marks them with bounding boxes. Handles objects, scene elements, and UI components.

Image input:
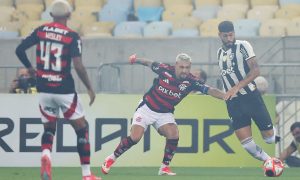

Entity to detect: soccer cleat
[158,166,176,176]
[82,174,102,180]
[101,157,115,174]
[41,155,52,180]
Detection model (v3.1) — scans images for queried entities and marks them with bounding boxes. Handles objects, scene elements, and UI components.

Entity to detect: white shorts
[132,102,176,131]
[38,93,84,123]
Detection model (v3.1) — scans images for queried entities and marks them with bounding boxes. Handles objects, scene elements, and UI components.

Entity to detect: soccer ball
[263,157,284,177]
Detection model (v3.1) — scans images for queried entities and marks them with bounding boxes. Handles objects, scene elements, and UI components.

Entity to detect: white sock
[241,137,270,161]
[42,149,51,159]
[108,153,117,161]
[81,164,91,177]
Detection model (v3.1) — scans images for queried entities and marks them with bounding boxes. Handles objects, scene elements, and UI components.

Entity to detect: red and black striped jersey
[142,62,210,113]
[18,22,82,94]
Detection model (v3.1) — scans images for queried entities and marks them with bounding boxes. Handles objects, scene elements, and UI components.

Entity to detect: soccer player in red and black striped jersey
[15,1,101,180]
[101,53,225,176]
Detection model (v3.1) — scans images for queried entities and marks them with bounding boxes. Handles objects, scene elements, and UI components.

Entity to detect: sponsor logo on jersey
[43,26,68,35]
[221,66,235,76]
[42,74,62,82]
[158,86,182,99]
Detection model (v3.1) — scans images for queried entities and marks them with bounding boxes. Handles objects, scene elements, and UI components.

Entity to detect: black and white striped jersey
[217,40,257,95]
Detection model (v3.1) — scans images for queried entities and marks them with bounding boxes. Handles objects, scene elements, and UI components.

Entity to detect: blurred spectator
[254,76,268,95]
[190,69,207,94]
[279,122,300,167]
[191,68,207,83]
[9,68,36,93]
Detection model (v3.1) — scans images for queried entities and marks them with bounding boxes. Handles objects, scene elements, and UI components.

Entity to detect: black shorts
[226,89,273,131]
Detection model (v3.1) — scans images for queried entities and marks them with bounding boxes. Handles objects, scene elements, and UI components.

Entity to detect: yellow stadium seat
[162,4,193,21]
[0,0,14,6]
[12,4,44,23]
[194,0,221,9]
[20,20,47,37]
[259,19,288,37]
[15,0,43,5]
[163,0,192,9]
[222,0,249,6]
[74,0,103,9]
[0,6,15,22]
[199,18,222,37]
[81,21,115,37]
[134,0,162,10]
[250,0,278,7]
[247,5,278,22]
[217,5,247,21]
[275,6,300,19]
[172,17,202,30]
[222,4,249,13]
[286,17,300,36]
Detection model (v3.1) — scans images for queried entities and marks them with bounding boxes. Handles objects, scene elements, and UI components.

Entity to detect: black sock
[114,136,137,158]
[162,139,179,165]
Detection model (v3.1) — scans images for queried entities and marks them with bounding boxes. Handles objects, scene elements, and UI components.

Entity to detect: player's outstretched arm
[129,54,153,67]
[279,144,297,162]
[73,57,95,106]
[207,87,225,100]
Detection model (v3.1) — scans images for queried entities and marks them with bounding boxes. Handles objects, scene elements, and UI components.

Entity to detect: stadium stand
[247,5,278,22]
[217,5,247,20]
[74,0,103,9]
[172,16,202,30]
[136,6,164,22]
[98,3,130,23]
[234,19,260,37]
[259,18,288,37]
[71,7,98,25]
[44,0,74,8]
[250,0,278,7]
[134,0,162,10]
[81,21,115,37]
[162,4,193,21]
[222,0,250,6]
[0,6,15,23]
[143,21,172,37]
[192,5,220,21]
[194,0,221,9]
[279,0,300,6]
[199,18,222,37]
[163,0,192,9]
[286,17,300,36]
[0,0,14,6]
[113,21,146,37]
[275,5,300,19]
[172,28,199,37]
[20,20,47,37]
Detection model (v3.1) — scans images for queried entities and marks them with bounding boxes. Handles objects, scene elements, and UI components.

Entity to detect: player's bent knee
[264,135,275,144]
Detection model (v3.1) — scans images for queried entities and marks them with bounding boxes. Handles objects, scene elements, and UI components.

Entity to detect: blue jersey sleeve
[192,81,210,94]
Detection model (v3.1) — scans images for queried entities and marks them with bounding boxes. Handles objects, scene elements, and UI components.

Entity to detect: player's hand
[224,85,239,100]
[87,89,96,106]
[129,54,137,64]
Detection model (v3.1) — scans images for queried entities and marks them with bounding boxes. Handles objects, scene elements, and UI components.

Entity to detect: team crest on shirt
[178,83,187,91]
[163,78,169,84]
[222,53,235,62]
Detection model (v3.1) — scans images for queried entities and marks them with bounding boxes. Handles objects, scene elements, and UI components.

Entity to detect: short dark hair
[218,21,234,33]
[290,122,300,132]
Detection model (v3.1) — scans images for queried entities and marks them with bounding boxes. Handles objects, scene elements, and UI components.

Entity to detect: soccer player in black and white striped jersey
[217,21,277,163]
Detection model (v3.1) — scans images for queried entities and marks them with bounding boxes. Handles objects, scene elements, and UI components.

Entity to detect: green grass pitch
[0,167,298,180]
